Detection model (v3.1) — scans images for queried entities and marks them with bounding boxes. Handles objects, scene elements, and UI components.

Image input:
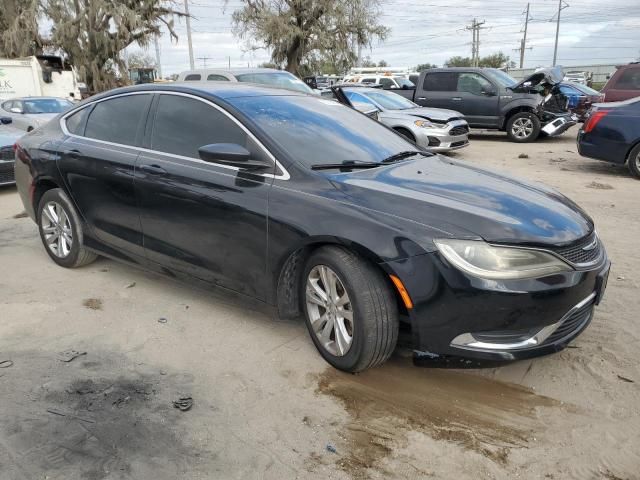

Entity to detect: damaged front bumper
[541,113,578,137]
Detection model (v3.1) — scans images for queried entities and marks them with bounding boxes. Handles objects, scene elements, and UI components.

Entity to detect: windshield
[490,69,517,88]
[229,95,416,167]
[395,77,415,88]
[348,89,417,110]
[23,98,73,114]
[235,72,313,94]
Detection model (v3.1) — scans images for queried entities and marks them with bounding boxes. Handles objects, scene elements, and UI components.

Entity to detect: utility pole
[154,35,162,78]
[552,0,569,66]
[520,3,530,68]
[228,56,231,69]
[184,0,195,70]
[196,56,212,68]
[466,19,486,67]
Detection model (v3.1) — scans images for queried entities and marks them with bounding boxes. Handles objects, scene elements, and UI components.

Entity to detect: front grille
[451,140,468,148]
[544,300,594,344]
[0,146,13,161]
[552,232,602,266]
[0,156,15,184]
[449,125,469,136]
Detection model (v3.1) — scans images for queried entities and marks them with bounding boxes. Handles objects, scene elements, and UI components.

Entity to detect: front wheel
[506,112,541,143]
[627,144,640,179]
[301,246,398,372]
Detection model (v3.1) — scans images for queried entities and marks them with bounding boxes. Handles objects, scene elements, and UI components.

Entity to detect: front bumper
[413,120,470,152]
[385,243,610,361]
[541,114,577,137]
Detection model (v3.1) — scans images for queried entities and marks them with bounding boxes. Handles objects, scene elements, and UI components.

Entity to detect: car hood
[328,155,592,246]
[382,107,465,123]
[0,126,23,146]
[511,66,564,90]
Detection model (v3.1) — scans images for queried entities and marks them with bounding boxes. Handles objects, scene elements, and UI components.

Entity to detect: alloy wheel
[636,151,640,171]
[305,265,354,357]
[41,201,73,258]
[512,117,534,139]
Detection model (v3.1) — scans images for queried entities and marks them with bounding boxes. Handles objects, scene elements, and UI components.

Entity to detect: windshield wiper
[381,150,428,164]
[311,161,382,171]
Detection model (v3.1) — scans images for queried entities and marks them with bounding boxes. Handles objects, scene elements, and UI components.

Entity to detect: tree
[415,63,437,71]
[0,0,42,57]
[360,56,377,68]
[230,0,389,76]
[479,52,513,68]
[445,56,473,67]
[258,61,280,69]
[126,51,156,69]
[44,0,185,92]
[377,59,387,67]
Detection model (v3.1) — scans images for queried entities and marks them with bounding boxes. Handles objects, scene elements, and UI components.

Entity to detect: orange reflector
[389,275,413,309]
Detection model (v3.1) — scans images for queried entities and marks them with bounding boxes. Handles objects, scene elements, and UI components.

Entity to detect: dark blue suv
[578,97,640,179]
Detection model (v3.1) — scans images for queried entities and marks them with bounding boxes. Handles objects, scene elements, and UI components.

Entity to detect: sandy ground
[0,126,638,480]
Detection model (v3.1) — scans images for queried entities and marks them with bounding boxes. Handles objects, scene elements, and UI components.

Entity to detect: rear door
[58,92,152,260]
[415,72,457,109]
[135,92,275,299]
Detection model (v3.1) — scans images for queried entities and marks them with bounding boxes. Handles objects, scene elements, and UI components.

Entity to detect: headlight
[414,120,435,128]
[434,239,572,280]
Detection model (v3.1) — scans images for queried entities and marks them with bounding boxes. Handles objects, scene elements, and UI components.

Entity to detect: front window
[489,69,518,88]
[235,72,313,94]
[347,89,417,110]
[394,77,414,88]
[23,98,73,114]
[457,73,493,95]
[228,95,416,167]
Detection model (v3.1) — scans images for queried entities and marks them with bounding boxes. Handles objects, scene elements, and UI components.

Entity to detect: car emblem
[582,238,598,251]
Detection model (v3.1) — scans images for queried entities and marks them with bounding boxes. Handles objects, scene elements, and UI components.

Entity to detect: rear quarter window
[423,72,457,91]
[613,68,640,90]
[184,74,202,81]
[84,94,151,146]
[65,107,91,135]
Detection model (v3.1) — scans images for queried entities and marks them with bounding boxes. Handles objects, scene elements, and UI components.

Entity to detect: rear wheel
[506,112,541,143]
[627,144,640,179]
[37,188,97,268]
[301,246,398,372]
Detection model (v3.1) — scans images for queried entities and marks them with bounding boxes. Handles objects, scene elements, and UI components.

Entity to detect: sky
[144,0,640,76]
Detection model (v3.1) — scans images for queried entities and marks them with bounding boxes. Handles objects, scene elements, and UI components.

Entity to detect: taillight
[584,110,610,133]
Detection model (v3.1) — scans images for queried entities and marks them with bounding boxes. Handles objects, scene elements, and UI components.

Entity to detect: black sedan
[578,97,640,179]
[14,83,610,372]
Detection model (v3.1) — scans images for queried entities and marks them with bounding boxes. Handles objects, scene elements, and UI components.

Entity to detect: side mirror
[482,86,497,96]
[10,107,23,114]
[0,117,12,125]
[198,143,271,170]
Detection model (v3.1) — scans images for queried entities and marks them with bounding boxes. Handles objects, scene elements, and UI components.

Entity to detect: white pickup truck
[0,55,82,101]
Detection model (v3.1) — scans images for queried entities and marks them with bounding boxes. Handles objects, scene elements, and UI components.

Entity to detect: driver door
[452,73,500,127]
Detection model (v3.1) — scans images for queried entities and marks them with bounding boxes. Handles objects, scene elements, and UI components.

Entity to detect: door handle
[451,97,462,101]
[417,97,427,101]
[139,164,167,175]
[64,149,81,159]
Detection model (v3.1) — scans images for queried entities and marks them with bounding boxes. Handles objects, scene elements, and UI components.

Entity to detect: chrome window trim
[450,292,596,352]
[59,90,290,180]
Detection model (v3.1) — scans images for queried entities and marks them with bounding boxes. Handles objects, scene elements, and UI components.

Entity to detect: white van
[341,74,414,90]
[177,68,313,94]
[0,55,81,100]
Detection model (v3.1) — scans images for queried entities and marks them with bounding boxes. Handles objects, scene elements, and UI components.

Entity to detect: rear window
[613,68,640,90]
[84,94,150,146]
[184,74,201,81]
[423,72,457,91]
[207,74,229,81]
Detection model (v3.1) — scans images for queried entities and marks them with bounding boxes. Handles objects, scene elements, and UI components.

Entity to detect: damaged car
[331,84,469,152]
[394,66,577,142]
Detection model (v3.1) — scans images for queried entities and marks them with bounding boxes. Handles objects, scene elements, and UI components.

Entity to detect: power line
[196,55,213,67]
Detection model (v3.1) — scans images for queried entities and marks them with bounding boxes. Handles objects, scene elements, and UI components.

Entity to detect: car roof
[83,82,307,103]
[180,67,288,76]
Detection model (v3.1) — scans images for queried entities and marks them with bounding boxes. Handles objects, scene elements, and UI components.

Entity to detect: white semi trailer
[0,55,82,100]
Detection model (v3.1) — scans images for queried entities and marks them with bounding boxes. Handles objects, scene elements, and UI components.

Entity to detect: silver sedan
[339,87,470,152]
[0,97,74,132]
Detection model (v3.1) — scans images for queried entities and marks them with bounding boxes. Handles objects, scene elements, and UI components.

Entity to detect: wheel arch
[32,177,61,214]
[392,126,416,142]
[625,139,640,163]
[501,104,536,129]
[273,236,405,320]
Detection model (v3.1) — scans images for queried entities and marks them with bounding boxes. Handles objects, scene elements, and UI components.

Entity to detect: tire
[627,144,640,179]
[394,127,416,143]
[301,246,398,372]
[506,112,541,143]
[37,188,98,268]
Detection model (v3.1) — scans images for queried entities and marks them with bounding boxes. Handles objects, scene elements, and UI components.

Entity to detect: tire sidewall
[37,188,83,268]
[627,144,640,179]
[507,112,541,143]
[301,251,368,371]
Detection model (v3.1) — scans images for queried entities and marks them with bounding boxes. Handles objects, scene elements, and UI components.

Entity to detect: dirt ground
[0,126,638,480]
